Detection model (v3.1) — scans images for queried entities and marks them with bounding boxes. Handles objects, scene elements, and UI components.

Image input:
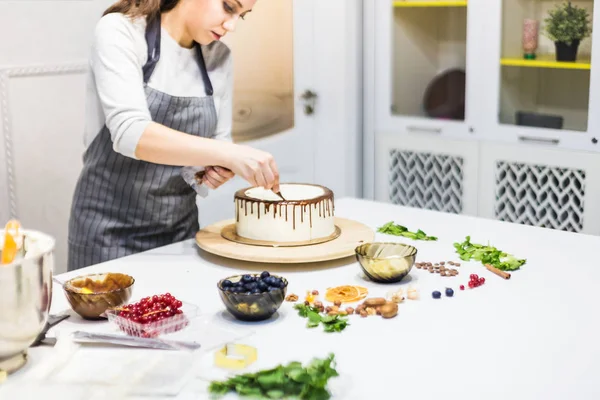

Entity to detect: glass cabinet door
[499,0,594,133]
[391,1,469,122]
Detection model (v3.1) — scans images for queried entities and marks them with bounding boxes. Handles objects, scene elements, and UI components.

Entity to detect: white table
[7,198,600,399]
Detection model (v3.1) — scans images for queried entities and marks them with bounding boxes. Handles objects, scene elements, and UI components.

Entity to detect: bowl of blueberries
[217,271,288,321]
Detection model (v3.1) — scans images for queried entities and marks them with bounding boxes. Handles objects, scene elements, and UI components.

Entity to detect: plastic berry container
[106,302,200,338]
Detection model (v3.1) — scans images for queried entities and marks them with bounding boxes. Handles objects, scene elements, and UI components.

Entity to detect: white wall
[0,0,113,273]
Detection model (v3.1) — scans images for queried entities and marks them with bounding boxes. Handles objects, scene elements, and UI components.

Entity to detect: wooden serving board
[195,217,375,263]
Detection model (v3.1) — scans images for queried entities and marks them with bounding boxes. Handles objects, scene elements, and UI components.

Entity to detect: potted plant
[543,1,592,62]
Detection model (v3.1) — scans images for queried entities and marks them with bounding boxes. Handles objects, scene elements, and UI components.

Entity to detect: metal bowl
[63,273,135,320]
[355,242,417,283]
[0,229,54,359]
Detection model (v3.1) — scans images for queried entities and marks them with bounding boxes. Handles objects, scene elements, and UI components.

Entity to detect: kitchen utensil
[0,229,54,359]
[30,314,70,347]
[71,331,201,351]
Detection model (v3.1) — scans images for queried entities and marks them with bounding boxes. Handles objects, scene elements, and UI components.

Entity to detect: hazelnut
[304,300,310,306]
[312,290,319,295]
[314,301,323,308]
[364,297,386,307]
[325,306,332,313]
[346,307,354,314]
[360,310,368,318]
[331,306,339,312]
[334,300,342,307]
[380,302,398,318]
[327,310,339,316]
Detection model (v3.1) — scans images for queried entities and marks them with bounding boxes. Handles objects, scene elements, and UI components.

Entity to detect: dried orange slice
[325,285,369,303]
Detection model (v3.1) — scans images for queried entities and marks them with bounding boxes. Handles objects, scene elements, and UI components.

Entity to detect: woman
[68,0,279,271]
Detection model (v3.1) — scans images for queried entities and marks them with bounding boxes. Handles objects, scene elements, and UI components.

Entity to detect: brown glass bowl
[63,273,135,319]
[217,273,288,321]
[355,242,417,283]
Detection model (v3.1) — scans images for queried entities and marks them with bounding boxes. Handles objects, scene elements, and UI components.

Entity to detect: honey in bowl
[67,273,131,294]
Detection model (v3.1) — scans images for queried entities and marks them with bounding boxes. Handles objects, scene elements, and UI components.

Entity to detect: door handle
[301,90,317,115]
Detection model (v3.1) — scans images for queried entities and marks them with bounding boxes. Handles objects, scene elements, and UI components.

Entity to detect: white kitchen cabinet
[375,133,480,216]
[365,0,600,234]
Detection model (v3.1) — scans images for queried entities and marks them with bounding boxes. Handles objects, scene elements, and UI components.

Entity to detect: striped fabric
[67,17,217,271]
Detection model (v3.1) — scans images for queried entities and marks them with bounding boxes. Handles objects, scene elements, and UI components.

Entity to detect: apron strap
[195,45,214,96]
[142,15,214,96]
[142,16,161,84]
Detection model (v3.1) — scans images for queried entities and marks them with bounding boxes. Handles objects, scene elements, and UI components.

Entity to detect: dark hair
[103,0,179,20]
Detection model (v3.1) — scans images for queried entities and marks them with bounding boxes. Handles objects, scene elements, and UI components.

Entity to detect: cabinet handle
[407,126,442,134]
[518,136,560,145]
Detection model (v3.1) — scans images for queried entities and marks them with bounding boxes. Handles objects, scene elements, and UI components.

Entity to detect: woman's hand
[202,166,234,189]
[223,144,280,192]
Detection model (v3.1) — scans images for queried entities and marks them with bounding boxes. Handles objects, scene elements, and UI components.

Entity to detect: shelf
[501,55,591,70]
[393,1,467,7]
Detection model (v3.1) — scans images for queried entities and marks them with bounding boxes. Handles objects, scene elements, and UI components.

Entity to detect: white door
[198,0,317,226]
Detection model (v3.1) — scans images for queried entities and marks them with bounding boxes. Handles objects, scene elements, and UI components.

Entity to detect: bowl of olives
[217,271,288,321]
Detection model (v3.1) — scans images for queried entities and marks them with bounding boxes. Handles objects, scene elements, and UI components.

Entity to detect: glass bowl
[355,242,417,283]
[63,272,134,319]
[217,273,288,321]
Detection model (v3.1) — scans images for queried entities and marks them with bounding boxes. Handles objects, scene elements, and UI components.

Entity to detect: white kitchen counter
[4,197,600,399]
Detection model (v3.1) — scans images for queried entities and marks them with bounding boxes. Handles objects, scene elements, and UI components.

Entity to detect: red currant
[468,281,475,288]
[459,285,465,290]
[479,277,485,284]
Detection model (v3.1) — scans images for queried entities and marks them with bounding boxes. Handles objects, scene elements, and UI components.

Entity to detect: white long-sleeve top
[83,12,233,159]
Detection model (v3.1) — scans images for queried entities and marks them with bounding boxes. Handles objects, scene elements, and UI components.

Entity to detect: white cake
[234,183,335,243]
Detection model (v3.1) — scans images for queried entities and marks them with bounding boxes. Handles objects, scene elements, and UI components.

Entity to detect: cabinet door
[482,0,600,152]
[198,0,317,226]
[375,133,479,216]
[478,142,600,235]
[372,0,477,139]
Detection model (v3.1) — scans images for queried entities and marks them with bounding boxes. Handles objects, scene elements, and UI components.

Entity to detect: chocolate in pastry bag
[181,167,209,198]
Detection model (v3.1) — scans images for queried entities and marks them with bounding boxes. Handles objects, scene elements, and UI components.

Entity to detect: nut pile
[415,261,460,277]
[355,297,398,319]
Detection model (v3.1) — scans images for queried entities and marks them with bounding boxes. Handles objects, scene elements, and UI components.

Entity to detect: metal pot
[0,229,54,359]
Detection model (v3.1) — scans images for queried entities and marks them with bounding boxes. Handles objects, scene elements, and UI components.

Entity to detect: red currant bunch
[468,274,485,288]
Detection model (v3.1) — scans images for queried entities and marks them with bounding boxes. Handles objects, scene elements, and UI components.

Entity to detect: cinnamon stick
[484,264,511,280]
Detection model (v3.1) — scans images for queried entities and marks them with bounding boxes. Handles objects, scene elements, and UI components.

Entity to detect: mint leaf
[377,221,437,241]
[453,236,526,271]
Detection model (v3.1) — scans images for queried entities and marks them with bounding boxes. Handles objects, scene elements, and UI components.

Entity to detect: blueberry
[263,276,274,285]
[241,274,253,283]
[222,280,232,288]
[234,281,244,287]
[232,287,243,293]
[257,281,268,291]
[432,291,441,299]
[245,282,257,290]
[260,271,270,279]
[445,288,454,297]
[251,288,262,294]
[278,280,286,288]
[268,286,280,292]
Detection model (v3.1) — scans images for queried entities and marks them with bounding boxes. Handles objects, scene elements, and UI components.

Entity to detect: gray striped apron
[67,16,217,271]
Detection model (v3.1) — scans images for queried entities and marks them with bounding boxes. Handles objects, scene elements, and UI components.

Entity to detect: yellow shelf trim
[501,56,591,70]
[393,1,468,7]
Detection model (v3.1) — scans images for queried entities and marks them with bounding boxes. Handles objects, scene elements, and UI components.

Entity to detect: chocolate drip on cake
[234,184,334,230]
